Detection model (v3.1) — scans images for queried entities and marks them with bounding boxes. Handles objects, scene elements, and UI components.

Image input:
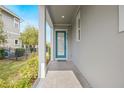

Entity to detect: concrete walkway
[35,61,91,88]
[41,71,82,88]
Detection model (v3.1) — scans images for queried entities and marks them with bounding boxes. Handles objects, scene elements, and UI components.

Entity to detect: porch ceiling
[47,5,79,24]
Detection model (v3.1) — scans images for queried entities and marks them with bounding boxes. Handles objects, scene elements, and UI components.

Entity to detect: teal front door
[56,31,66,59]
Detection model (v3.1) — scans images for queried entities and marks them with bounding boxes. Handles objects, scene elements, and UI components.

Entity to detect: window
[119,6,124,32]
[15,23,19,28]
[76,10,81,41]
[14,18,19,29]
[15,40,18,45]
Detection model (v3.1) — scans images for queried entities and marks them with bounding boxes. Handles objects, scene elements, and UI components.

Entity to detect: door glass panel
[57,32,65,56]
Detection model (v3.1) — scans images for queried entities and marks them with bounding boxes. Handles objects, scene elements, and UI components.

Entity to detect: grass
[0,59,26,81]
[0,53,38,88]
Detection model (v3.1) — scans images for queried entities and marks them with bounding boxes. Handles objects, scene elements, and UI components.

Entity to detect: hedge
[15,48,25,57]
[0,48,5,59]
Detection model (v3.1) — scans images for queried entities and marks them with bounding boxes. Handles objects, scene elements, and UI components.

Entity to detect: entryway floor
[41,71,82,88]
[35,61,90,88]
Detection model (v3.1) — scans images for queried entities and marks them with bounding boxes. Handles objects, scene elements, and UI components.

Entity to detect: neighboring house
[0,6,22,49]
[38,5,124,88]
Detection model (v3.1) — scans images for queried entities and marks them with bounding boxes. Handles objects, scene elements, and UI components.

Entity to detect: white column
[38,5,46,78]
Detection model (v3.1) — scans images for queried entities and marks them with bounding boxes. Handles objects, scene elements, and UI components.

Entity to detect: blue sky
[6,5,39,32]
[6,5,51,43]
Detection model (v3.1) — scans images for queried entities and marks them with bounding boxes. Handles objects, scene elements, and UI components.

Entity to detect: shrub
[15,48,25,57]
[46,52,50,64]
[0,79,7,88]
[0,48,5,59]
[0,54,38,88]
[46,43,51,64]
[30,47,33,53]
[14,54,38,88]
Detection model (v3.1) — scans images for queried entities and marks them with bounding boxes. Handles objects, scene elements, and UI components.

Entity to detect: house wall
[71,5,124,87]
[1,10,21,48]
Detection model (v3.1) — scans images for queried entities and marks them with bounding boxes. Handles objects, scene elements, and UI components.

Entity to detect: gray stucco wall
[71,5,124,87]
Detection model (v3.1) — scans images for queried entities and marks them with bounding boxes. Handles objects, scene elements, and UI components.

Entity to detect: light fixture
[61,16,64,18]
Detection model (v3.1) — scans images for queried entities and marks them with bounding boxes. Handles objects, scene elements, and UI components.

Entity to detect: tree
[20,25,38,52]
[0,30,7,45]
[0,11,7,45]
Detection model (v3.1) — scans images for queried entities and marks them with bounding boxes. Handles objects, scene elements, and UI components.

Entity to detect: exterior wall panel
[71,6,124,87]
[1,9,21,48]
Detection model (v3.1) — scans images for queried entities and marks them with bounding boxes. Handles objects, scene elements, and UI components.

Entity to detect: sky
[6,5,39,32]
[6,5,51,43]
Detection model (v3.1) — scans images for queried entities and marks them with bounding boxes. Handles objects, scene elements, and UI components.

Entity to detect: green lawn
[0,60,26,81]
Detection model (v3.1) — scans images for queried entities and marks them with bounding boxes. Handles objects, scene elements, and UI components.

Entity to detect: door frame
[55,29,68,60]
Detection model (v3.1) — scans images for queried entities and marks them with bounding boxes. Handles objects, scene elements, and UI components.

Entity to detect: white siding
[1,10,21,48]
